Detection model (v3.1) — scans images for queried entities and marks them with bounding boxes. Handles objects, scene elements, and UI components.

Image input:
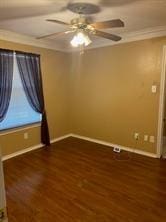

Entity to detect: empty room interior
[0,0,166,221]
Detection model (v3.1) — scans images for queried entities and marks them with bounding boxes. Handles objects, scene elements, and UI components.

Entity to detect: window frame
[0,122,41,135]
[0,53,42,133]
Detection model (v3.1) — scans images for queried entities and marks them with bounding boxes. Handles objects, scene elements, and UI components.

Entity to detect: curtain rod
[0,48,40,57]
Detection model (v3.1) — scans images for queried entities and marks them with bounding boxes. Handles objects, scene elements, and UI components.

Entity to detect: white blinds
[0,54,41,131]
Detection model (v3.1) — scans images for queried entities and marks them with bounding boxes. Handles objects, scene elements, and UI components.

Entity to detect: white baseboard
[2,133,158,161]
[2,134,71,161]
[50,134,72,143]
[70,134,158,158]
[2,144,43,161]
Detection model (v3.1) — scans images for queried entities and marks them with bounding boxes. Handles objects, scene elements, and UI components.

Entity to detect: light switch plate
[151,85,157,93]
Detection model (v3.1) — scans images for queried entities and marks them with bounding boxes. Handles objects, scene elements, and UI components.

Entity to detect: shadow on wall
[163,104,166,137]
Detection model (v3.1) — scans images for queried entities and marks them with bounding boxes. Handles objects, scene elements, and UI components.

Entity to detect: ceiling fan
[37,2,125,48]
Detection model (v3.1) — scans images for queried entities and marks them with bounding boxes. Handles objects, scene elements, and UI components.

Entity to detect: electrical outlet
[0,208,6,221]
[24,132,28,139]
[113,147,121,153]
[144,135,148,141]
[134,133,139,140]
[149,136,155,143]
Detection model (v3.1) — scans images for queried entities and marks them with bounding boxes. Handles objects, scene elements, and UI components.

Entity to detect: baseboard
[70,134,158,158]
[50,134,72,143]
[2,133,158,161]
[2,144,43,161]
[2,134,71,161]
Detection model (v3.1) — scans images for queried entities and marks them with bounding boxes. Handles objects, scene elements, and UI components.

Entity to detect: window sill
[0,123,41,136]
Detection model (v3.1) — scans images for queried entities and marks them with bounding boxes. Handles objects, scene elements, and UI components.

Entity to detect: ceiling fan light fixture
[84,34,92,46]
[70,31,92,47]
[38,3,124,47]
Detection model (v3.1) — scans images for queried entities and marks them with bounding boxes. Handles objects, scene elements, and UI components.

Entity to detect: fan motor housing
[71,17,88,25]
[71,17,95,34]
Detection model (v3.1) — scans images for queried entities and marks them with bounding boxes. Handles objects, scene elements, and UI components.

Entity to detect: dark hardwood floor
[3,137,166,222]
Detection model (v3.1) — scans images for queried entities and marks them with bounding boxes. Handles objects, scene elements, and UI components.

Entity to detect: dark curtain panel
[0,49,14,122]
[16,52,50,146]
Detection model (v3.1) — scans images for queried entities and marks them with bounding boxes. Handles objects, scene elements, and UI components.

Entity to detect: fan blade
[37,30,73,39]
[46,19,69,26]
[94,30,122,41]
[90,19,124,29]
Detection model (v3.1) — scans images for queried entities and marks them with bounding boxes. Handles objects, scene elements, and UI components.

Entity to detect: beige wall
[69,37,166,154]
[0,40,70,156]
[1,36,166,156]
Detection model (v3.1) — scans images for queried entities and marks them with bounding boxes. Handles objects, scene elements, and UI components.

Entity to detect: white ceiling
[0,0,166,52]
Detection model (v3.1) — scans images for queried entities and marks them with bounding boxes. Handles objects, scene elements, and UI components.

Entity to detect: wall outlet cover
[113,147,121,153]
[134,133,139,140]
[24,133,28,139]
[144,135,148,141]
[149,136,155,143]
[0,208,6,221]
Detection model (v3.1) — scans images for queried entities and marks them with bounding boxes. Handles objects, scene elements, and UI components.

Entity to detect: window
[0,54,41,131]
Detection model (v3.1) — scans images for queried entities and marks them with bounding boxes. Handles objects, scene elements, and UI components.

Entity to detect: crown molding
[0,26,166,53]
[86,25,166,51]
[0,29,67,53]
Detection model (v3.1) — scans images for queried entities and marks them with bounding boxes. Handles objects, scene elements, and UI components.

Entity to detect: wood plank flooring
[3,137,166,222]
